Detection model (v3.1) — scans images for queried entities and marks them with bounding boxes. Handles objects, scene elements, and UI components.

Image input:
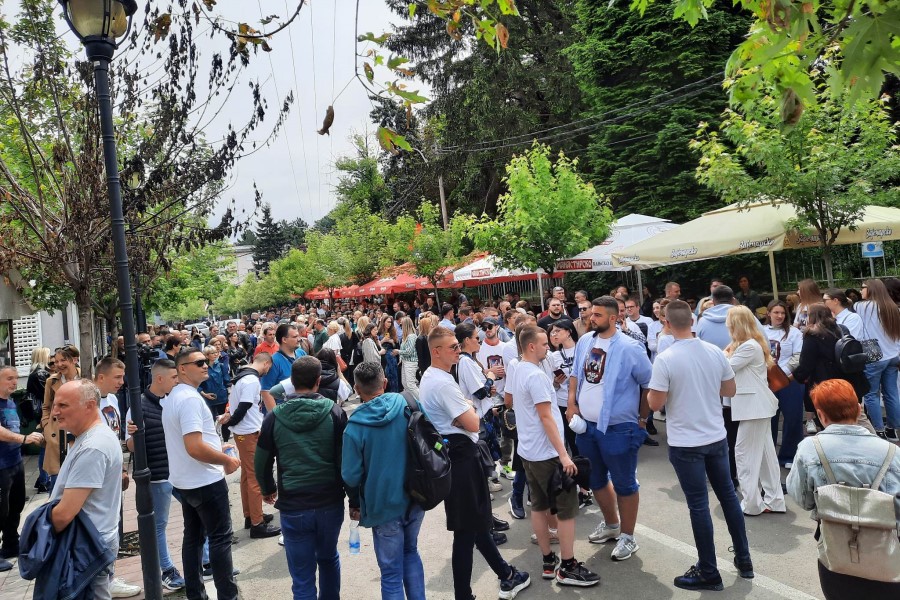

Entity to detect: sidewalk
[0,454,192,600]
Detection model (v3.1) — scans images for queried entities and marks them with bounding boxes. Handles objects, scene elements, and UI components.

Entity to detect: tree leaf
[409,3,417,19]
[260,14,279,25]
[364,62,374,82]
[496,23,509,49]
[153,14,172,42]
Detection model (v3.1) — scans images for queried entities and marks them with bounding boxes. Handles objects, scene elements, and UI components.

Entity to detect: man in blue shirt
[0,366,44,571]
[260,324,305,409]
[568,297,653,563]
[439,304,456,331]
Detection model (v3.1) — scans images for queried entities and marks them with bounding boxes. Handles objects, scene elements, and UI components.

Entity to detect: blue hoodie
[696,303,767,350]
[341,392,410,527]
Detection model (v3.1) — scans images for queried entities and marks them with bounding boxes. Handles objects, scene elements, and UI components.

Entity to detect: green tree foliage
[475,143,613,281]
[634,0,900,120]
[691,88,900,285]
[565,2,749,221]
[382,0,585,216]
[146,243,236,322]
[252,204,285,274]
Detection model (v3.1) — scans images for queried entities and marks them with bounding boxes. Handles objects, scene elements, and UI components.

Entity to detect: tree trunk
[822,244,835,287]
[75,287,95,378]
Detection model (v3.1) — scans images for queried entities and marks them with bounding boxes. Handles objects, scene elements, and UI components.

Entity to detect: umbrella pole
[768,251,779,300]
[636,269,644,305]
[537,270,545,311]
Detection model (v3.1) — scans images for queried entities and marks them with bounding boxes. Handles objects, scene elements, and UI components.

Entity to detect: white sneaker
[488,480,503,492]
[588,521,621,544]
[806,419,817,434]
[530,528,559,545]
[611,536,639,561]
[278,534,285,546]
[501,467,516,480]
[110,578,142,598]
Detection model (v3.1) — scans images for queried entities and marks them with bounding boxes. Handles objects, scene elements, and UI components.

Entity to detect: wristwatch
[638,417,648,424]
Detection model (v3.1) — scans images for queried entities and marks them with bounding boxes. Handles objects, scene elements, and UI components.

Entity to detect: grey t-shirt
[50,423,123,552]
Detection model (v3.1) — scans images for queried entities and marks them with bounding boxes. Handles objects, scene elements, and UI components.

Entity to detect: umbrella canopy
[611,202,900,269]
[453,255,539,284]
[555,214,678,272]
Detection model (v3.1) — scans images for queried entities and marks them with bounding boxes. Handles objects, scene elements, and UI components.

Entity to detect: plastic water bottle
[349,520,361,554]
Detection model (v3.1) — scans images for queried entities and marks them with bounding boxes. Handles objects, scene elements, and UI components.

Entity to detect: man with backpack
[341,362,427,599]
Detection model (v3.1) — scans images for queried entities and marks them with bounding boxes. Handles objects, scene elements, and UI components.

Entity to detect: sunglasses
[481,323,495,330]
[189,359,209,368]
[579,307,590,312]
[441,343,461,351]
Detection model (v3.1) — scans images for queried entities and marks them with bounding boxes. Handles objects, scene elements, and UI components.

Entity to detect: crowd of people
[1,276,899,600]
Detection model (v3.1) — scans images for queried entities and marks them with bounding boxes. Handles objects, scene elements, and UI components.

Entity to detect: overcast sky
[191,0,416,230]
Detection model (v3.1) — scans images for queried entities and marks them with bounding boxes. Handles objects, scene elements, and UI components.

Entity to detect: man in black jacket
[125,359,186,591]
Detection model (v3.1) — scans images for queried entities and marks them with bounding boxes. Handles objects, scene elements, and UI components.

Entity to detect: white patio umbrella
[555,214,678,273]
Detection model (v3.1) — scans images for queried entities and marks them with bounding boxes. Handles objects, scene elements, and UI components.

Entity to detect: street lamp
[57,3,162,600]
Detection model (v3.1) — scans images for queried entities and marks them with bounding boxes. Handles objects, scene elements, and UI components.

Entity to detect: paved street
[1,418,824,600]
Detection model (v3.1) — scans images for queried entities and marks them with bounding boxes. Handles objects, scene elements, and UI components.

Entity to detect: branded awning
[555,214,678,272]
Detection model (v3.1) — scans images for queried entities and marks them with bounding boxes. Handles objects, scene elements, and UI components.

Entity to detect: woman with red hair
[787,379,900,599]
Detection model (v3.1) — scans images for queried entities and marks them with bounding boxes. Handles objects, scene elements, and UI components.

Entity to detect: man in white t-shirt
[647,300,753,592]
[515,325,599,588]
[162,350,241,600]
[419,326,530,600]
[93,357,142,599]
[220,352,280,538]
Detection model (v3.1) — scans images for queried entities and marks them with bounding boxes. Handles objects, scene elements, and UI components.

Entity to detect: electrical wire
[284,0,315,218]
[308,0,323,216]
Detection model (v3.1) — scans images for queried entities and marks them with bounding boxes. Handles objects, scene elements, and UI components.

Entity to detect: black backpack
[401,391,452,510]
[834,325,866,374]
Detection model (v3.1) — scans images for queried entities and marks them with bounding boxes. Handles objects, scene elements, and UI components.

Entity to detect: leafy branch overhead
[632,0,900,120]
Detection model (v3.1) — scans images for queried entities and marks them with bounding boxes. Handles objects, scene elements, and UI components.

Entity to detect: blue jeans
[36,448,49,486]
[372,505,426,600]
[280,504,343,600]
[668,439,750,577]
[151,482,176,572]
[863,356,900,431]
[771,380,805,463]
[176,479,237,600]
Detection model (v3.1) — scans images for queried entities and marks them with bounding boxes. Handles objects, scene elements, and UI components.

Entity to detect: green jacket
[255,392,347,511]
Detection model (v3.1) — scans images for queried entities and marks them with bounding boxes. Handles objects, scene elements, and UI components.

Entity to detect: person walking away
[220,353,280,538]
[420,326,530,600]
[515,326,598,588]
[162,350,241,600]
[399,316,420,398]
[787,378,900,599]
[341,362,427,599]
[647,300,753,591]
[338,317,358,387]
[0,366,44,571]
[854,279,900,440]
[763,301,805,468]
[255,356,348,600]
[724,306,786,515]
[124,359,186,591]
[569,297,653,562]
[44,380,122,598]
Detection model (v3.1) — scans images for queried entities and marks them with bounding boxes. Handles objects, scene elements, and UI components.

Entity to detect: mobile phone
[554,368,565,378]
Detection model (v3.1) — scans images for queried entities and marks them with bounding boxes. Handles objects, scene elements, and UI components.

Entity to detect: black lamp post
[57,3,162,600]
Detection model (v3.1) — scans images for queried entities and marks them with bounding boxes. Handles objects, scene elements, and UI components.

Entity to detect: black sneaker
[886,427,898,442]
[578,491,593,510]
[643,436,660,447]
[499,566,530,600]
[877,431,888,440]
[202,565,240,581]
[674,565,724,591]
[492,531,508,546]
[0,558,12,572]
[244,513,274,529]
[646,421,658,435]
[250,522,282,539]
[733,556,754,579]
[555,560,600,587]
[542,552,560,580]
[508,496,526,520]
[492,514,510,532]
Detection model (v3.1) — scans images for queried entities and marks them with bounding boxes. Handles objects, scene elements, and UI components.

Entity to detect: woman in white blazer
[725,305,786,516]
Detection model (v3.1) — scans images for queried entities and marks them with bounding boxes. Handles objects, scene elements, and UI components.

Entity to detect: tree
[691,88,900,285]
[0,1,287,371]
[280,217,308,250]
[146,243,236,322]
[395,202,473,301]
[475,143,613,304]
[565,2,749,222]
[252,204,285,274]
[635,1,900,120]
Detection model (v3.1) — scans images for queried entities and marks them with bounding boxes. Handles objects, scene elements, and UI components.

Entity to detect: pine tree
[252,204,285,274]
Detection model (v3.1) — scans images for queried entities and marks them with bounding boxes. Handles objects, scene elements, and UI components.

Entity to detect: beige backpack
[812,437,899,582]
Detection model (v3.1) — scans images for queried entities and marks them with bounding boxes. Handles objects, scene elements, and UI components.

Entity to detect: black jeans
[451,529,511,600]
[0,461,25,552]
[176,478,238,600]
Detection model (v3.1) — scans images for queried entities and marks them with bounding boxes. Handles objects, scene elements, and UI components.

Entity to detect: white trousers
[735,417,786,515]
[401,360,419,399]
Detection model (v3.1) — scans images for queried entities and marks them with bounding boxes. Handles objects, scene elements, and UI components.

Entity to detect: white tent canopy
[453,255,536,283]
[555,214,678,273]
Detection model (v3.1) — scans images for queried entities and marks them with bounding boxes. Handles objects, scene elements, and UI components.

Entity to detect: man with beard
[537,298,568,333]
[568,297,653,562]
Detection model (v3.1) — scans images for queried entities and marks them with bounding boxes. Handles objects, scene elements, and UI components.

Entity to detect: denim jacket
[571,330,653,433]
[786,424,900,530]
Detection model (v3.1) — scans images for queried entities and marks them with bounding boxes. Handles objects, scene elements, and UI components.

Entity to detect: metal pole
[93,56,162,600]
[768,251,779,300]
[438,174,449,230]
[636,269,644,305]
[870,257,876,278]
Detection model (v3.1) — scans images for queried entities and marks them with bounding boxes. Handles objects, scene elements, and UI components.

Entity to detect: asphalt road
[224,419,824,600]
